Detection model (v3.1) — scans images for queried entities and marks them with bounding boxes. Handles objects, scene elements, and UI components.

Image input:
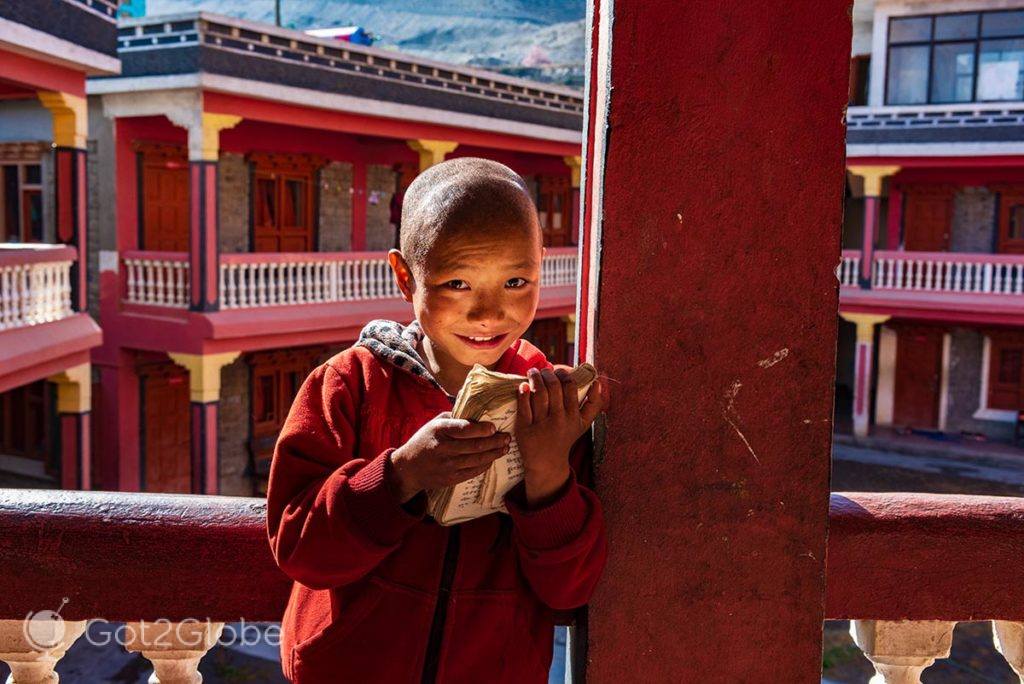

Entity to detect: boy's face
[391,224,542,370]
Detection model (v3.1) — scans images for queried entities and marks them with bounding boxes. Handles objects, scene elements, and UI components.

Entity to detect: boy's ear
[388,249,415,303]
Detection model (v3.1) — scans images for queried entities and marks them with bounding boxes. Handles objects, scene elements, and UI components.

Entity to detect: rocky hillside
[148,0,586,85]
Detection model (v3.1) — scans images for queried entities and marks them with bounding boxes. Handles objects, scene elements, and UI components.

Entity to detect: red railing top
[0,244,77,267]
[0,489,289,622]
[841,249,861,258]
[874,249,1024,265]
[826,491,1024,621]
[2,489,1024,623]
[122,250,189,262]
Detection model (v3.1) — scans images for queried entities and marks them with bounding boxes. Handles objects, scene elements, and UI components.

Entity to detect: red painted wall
[581,0,850,680]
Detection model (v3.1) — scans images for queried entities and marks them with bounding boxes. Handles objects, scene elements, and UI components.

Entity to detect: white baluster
[850,620,955,684]
[983,262,993,293]
[994,620,1024,680]
[894,260,904,289]
[218,261,225,307]
[257,263,267,306]
[1016,264,1023,295]
[124,620,224,684]
[0,266,10,328]
[0,617,88,684]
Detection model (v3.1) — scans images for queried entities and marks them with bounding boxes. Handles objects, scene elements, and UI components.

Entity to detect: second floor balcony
[839,248,1024,323]
[0,245,100,394]
[104,247,578,354]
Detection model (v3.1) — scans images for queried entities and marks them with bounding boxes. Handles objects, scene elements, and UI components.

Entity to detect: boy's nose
[466,295,506,324]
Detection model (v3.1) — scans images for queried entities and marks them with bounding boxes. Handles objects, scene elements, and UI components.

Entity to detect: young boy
[266,157,609,683]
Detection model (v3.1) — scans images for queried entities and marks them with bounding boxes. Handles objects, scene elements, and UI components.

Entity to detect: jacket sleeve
[265,360,424,591]
[502,439,608,611]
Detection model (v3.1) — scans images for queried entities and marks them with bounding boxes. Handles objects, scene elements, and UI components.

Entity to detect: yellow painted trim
[564,314,577,344]
[563,156,582,188]
[847,165,901,197]
[840,313,891,342]
[37,91,87,149]
[195,113,242,161]
[48,363,91,414]
[168,351,241,403]
[407,139,459,171]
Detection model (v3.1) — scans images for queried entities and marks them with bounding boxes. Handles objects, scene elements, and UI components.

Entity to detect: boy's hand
[515,367,610,507]
[389,412,510,503]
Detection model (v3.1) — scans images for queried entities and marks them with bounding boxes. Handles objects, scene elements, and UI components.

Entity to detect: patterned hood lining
[354,319,447,393]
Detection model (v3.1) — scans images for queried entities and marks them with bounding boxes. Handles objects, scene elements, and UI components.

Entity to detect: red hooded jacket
[266,328,607,683]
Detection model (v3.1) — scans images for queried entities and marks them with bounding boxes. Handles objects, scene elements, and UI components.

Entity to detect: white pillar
[850,620,955,684]
[124,620,224,684]
[0,617,87,684]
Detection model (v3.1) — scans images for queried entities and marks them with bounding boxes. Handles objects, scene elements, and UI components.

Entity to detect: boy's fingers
[441,419,497,439]
[450,445,507,470]
[528,368,549,418]
[516,382,533,426]
[446,433,510,454]
[541,368,564,415]
[556,369,578,414]
[579,378,608,426]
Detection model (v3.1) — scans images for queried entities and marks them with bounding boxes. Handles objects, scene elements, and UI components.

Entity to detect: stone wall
[944,327,1014,441]
[218,355,252,497]
[366,163,396,250]
[318,161,353,252]
[951,187,996,253]
[218,152,249,254]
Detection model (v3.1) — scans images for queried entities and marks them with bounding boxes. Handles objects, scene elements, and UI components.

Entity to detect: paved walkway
[833,432,1024,487]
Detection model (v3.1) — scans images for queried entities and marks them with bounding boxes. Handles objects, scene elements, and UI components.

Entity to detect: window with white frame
[887,10,1024,104]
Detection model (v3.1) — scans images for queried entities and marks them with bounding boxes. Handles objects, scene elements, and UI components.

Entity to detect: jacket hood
[353,319,549,394]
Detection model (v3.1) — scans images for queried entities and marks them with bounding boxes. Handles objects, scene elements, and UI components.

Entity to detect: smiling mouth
[455,333,509,349]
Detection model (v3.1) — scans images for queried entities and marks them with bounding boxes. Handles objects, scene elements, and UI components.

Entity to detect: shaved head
[400,157,541,273]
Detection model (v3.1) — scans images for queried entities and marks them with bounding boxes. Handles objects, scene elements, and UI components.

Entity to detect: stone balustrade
[828,493,1024,683]
[7,490,1017,682]
[121,248,579,310]
[0,245,75,331]
[872,250,1024,295]
[837,250,861,287]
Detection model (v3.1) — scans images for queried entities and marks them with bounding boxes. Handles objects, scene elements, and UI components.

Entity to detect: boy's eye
[444,280,469,290]
[506,277,528,288]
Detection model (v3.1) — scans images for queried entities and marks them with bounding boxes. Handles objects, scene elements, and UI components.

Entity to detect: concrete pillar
[47,363,92,490]
[564,155,581,246]
[38,91,88,312]
[168,351,240,495]
[849,165,901,287]
[841,313,891,438]
[406,139,458,172]
[577,0,850,679]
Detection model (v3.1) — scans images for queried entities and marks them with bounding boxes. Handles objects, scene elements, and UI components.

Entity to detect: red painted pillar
[54,147,87,311]
[352,160,367,251]
[49,364,92,490]
[841,313,889,438]
[849,166,900,286]
[190,402,219,494]
[189,161,219,311]
[58,413,90,490]
[578,0,850,680]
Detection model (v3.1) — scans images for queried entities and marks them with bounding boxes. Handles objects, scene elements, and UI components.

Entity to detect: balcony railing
[122,248,579,310]
[3,490,1024,682]
[837,250,861,287]
[873,251,1024,295]
[0,245,75,331]
[123,250,189,308]
[838,249,1024,296]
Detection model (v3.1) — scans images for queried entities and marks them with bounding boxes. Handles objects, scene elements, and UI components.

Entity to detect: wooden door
[140,362,190,493]
[902,185,953,252]
[538,175,571,247]
[139,143,189,252]
[997,188,1024,254]
[893,326,944,429]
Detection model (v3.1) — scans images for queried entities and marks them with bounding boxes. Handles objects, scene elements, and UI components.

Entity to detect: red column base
[190,402,219,495]
[59,412,90,490]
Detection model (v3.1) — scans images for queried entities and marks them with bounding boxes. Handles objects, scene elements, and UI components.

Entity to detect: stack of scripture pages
[427,363,597,525]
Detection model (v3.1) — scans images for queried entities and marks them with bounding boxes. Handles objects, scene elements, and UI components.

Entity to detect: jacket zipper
[421,525,461,684]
